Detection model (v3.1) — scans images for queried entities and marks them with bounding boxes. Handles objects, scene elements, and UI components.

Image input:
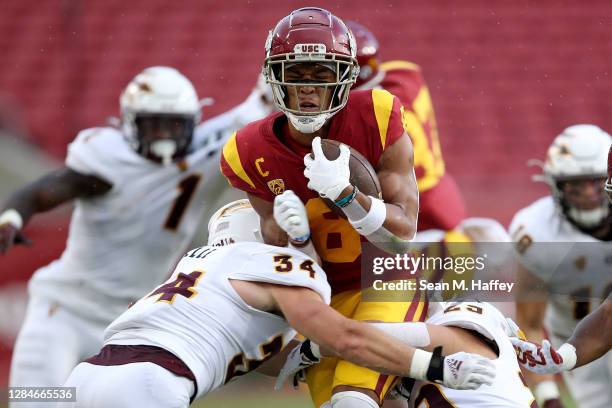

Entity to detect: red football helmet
[346,21,382,88]
[264,7,359,133]
[606,145,612,203]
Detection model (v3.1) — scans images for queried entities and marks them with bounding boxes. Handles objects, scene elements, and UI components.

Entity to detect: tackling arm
[514,263,562,404]
[566,297,612,368]
[0,167,111,253]
[272,285,414,377]
[510,297,612,390]
[271,285,496,390]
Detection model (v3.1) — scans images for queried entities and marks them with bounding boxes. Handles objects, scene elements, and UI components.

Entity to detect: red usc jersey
[380,60,466,230]
[221,89,404,294]
[380,60,442,189]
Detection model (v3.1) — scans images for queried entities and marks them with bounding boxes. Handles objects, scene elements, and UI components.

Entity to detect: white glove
[399,347,495,399]
[503,317,528,339]
[510,337,577,374]
[441,351,496,390]
[303,137,351,201]
[275,340,320,390]
[273,190,310,243]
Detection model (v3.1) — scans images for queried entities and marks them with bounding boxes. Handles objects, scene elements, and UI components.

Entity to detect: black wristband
[301,340,319,362]
[426,346,445,383]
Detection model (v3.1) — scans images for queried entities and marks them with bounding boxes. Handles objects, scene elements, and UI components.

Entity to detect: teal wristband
[334,185,358,208]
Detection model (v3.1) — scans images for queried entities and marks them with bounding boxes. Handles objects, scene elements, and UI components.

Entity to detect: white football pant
[9,296,107,408]
[59,362,194,408]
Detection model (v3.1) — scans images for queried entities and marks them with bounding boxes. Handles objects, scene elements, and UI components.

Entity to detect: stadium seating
[0,0,610,220]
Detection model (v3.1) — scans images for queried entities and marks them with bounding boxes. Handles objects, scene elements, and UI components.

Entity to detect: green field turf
[192,375,313,408]
[0,374,577,407]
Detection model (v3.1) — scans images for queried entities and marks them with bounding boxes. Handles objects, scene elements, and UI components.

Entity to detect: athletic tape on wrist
[349,196,386,236]
[535,380,560,403]
[558,343,577,370]
[0,209,23,229]
[409,348,434,381]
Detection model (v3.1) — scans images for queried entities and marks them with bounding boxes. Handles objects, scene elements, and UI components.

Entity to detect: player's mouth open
[299,101,319,111]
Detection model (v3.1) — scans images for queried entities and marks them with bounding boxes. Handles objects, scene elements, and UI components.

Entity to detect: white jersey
[509,196,612,339]
[409,302,535,407]
[104,242,331,399]
[28,88,272,324]
[28,126,228,323]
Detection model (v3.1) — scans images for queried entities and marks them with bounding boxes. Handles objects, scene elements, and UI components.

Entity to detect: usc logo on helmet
[294,44,326,54]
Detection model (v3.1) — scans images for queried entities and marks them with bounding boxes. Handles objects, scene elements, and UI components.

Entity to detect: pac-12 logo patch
[267,179,285,195]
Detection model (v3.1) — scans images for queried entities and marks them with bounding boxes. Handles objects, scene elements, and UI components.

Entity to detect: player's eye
[314,71,335,82]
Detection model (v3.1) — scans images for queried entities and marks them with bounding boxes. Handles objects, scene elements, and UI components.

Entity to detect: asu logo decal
[267,179,285,195]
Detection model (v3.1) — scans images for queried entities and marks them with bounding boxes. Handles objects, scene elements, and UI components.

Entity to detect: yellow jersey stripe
[414,300,427,322]
[222,132,256,189]
[380,60,420,72]
[372,89,395,149]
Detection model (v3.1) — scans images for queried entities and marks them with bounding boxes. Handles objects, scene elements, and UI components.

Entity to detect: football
[315,139,382,216]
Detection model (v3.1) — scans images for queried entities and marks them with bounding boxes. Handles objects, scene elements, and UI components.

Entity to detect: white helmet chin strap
[150,139,177,166]
[287,112,331,134]
[567,205,609,229]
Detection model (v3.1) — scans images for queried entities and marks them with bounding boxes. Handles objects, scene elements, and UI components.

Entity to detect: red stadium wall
[0,0,610,388]
[1,0,611,220]
[1,0,610,222]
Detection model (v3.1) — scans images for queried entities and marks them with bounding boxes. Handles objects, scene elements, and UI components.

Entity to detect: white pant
[551,334,612,408]
[59,362,194,408]
[9,296,107,408]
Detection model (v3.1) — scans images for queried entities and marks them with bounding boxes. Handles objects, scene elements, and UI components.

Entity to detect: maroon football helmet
[346,21,382,88]
[263,7,359,133]
[606,145,612,203]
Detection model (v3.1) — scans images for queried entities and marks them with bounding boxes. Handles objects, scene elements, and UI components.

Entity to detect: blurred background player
[221,7,423,408]
[347,21,466,231]
[512,294,611,377]
[510,125,612,408]
[0,66,272,405]
[511,148,612,385]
